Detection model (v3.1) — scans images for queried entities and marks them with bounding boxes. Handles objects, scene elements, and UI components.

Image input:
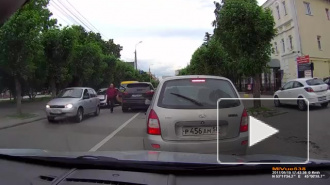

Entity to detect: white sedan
[274,78,330,111]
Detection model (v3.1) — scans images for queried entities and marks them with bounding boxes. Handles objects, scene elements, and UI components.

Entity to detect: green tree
[0,0,55,114]
[215,0,275,107]
[98,54,117,89]
[71,42,104,87]
[113,60,140,86]
[43,26,78,97]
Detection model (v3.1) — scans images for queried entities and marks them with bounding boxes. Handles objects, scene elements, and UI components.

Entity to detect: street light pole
[135,41,142,70]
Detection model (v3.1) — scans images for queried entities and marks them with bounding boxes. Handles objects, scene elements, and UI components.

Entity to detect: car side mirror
[280,87,284,91]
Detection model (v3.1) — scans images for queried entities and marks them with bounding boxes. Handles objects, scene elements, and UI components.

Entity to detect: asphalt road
[0,102,329,161]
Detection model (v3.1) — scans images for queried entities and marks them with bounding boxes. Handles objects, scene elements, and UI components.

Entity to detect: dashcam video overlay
[217,98,308,164]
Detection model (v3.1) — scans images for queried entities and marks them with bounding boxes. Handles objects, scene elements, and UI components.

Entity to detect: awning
[267,59,280,68]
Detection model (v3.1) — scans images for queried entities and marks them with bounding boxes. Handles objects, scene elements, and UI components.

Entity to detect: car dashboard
[1,159,330,185]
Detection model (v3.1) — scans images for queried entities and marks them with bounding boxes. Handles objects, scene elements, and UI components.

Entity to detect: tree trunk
[14,77,22,115]
[50,78,56,98]
[253,74,261,108]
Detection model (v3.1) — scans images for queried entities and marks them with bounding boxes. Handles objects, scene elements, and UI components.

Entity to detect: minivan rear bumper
[144,132,248,155]
[123,99,149,109]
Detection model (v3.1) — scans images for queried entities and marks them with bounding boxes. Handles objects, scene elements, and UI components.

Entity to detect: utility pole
[134,50,137,70]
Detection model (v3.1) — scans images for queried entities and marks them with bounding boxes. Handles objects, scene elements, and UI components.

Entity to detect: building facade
[263,0,330,86]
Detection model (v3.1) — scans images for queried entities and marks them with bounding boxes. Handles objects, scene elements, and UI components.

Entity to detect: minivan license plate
[182,126,217,136]
[132,94,142,97]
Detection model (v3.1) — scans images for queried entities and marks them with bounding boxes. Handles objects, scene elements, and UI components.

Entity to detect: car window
[126,83,152,93]
[127,83,151,89]
[325,79,330,84]
[293,81,304,88]
[157,79,239,109]
[282,81,294,90]
[83,89,89,97]
[306,79,326,86]
[88,89,96,97]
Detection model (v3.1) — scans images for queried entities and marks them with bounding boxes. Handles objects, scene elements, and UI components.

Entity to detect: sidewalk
[239,92,274,98]
[0,99,49,130]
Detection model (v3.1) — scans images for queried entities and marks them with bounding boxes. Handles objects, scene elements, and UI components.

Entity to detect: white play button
[249,116,279,147]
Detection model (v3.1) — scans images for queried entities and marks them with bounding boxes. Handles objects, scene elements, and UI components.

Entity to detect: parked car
[143,75,248,155]
[45,87,100,123]
[274,78,330,111]
[121,82,154,112]
[97,88,108,108]
[324,77,330,89]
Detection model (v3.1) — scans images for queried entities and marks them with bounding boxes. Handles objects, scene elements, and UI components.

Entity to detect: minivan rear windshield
[127,83,150,88]
[306,79,325,86]
[157,79,240,109]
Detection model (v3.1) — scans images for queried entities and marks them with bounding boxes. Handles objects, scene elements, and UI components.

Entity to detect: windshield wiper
[170,93,203,106]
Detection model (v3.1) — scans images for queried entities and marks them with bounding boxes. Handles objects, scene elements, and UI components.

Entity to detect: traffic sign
[297,55,310,64]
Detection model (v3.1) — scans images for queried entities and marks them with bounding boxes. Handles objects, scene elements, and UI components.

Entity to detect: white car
[274,78,330,111]
[97,88,108,107]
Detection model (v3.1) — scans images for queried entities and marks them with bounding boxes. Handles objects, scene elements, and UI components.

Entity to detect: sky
[48,0,267,78]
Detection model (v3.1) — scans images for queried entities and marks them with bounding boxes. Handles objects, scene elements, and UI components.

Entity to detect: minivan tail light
[240,109,248,132]
[146,91,154,95]
[304,87,314,92]
[147,109,161,135]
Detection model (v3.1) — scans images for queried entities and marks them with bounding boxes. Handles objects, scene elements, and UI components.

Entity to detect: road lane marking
[89,112,140,152]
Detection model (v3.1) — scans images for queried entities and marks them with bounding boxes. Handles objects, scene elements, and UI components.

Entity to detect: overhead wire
[49,0,110,40]
[50,0,80,25]
[64,0,103,35]
[54,0,95,32]
[49,2,71,25]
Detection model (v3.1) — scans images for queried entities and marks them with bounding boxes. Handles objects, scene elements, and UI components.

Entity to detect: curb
[0,116,47,130]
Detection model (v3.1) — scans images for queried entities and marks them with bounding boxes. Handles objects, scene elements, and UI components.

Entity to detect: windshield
[57,89,83,98]
[1,0,330,174]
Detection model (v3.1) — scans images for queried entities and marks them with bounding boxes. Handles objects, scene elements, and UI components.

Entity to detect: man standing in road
[106,83,117,113]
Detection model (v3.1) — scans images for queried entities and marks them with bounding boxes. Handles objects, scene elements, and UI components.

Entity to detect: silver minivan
[143,75,248,155]
[45,87,100,123]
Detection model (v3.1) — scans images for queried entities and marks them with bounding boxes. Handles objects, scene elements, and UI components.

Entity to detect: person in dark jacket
[106,83,118,113]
